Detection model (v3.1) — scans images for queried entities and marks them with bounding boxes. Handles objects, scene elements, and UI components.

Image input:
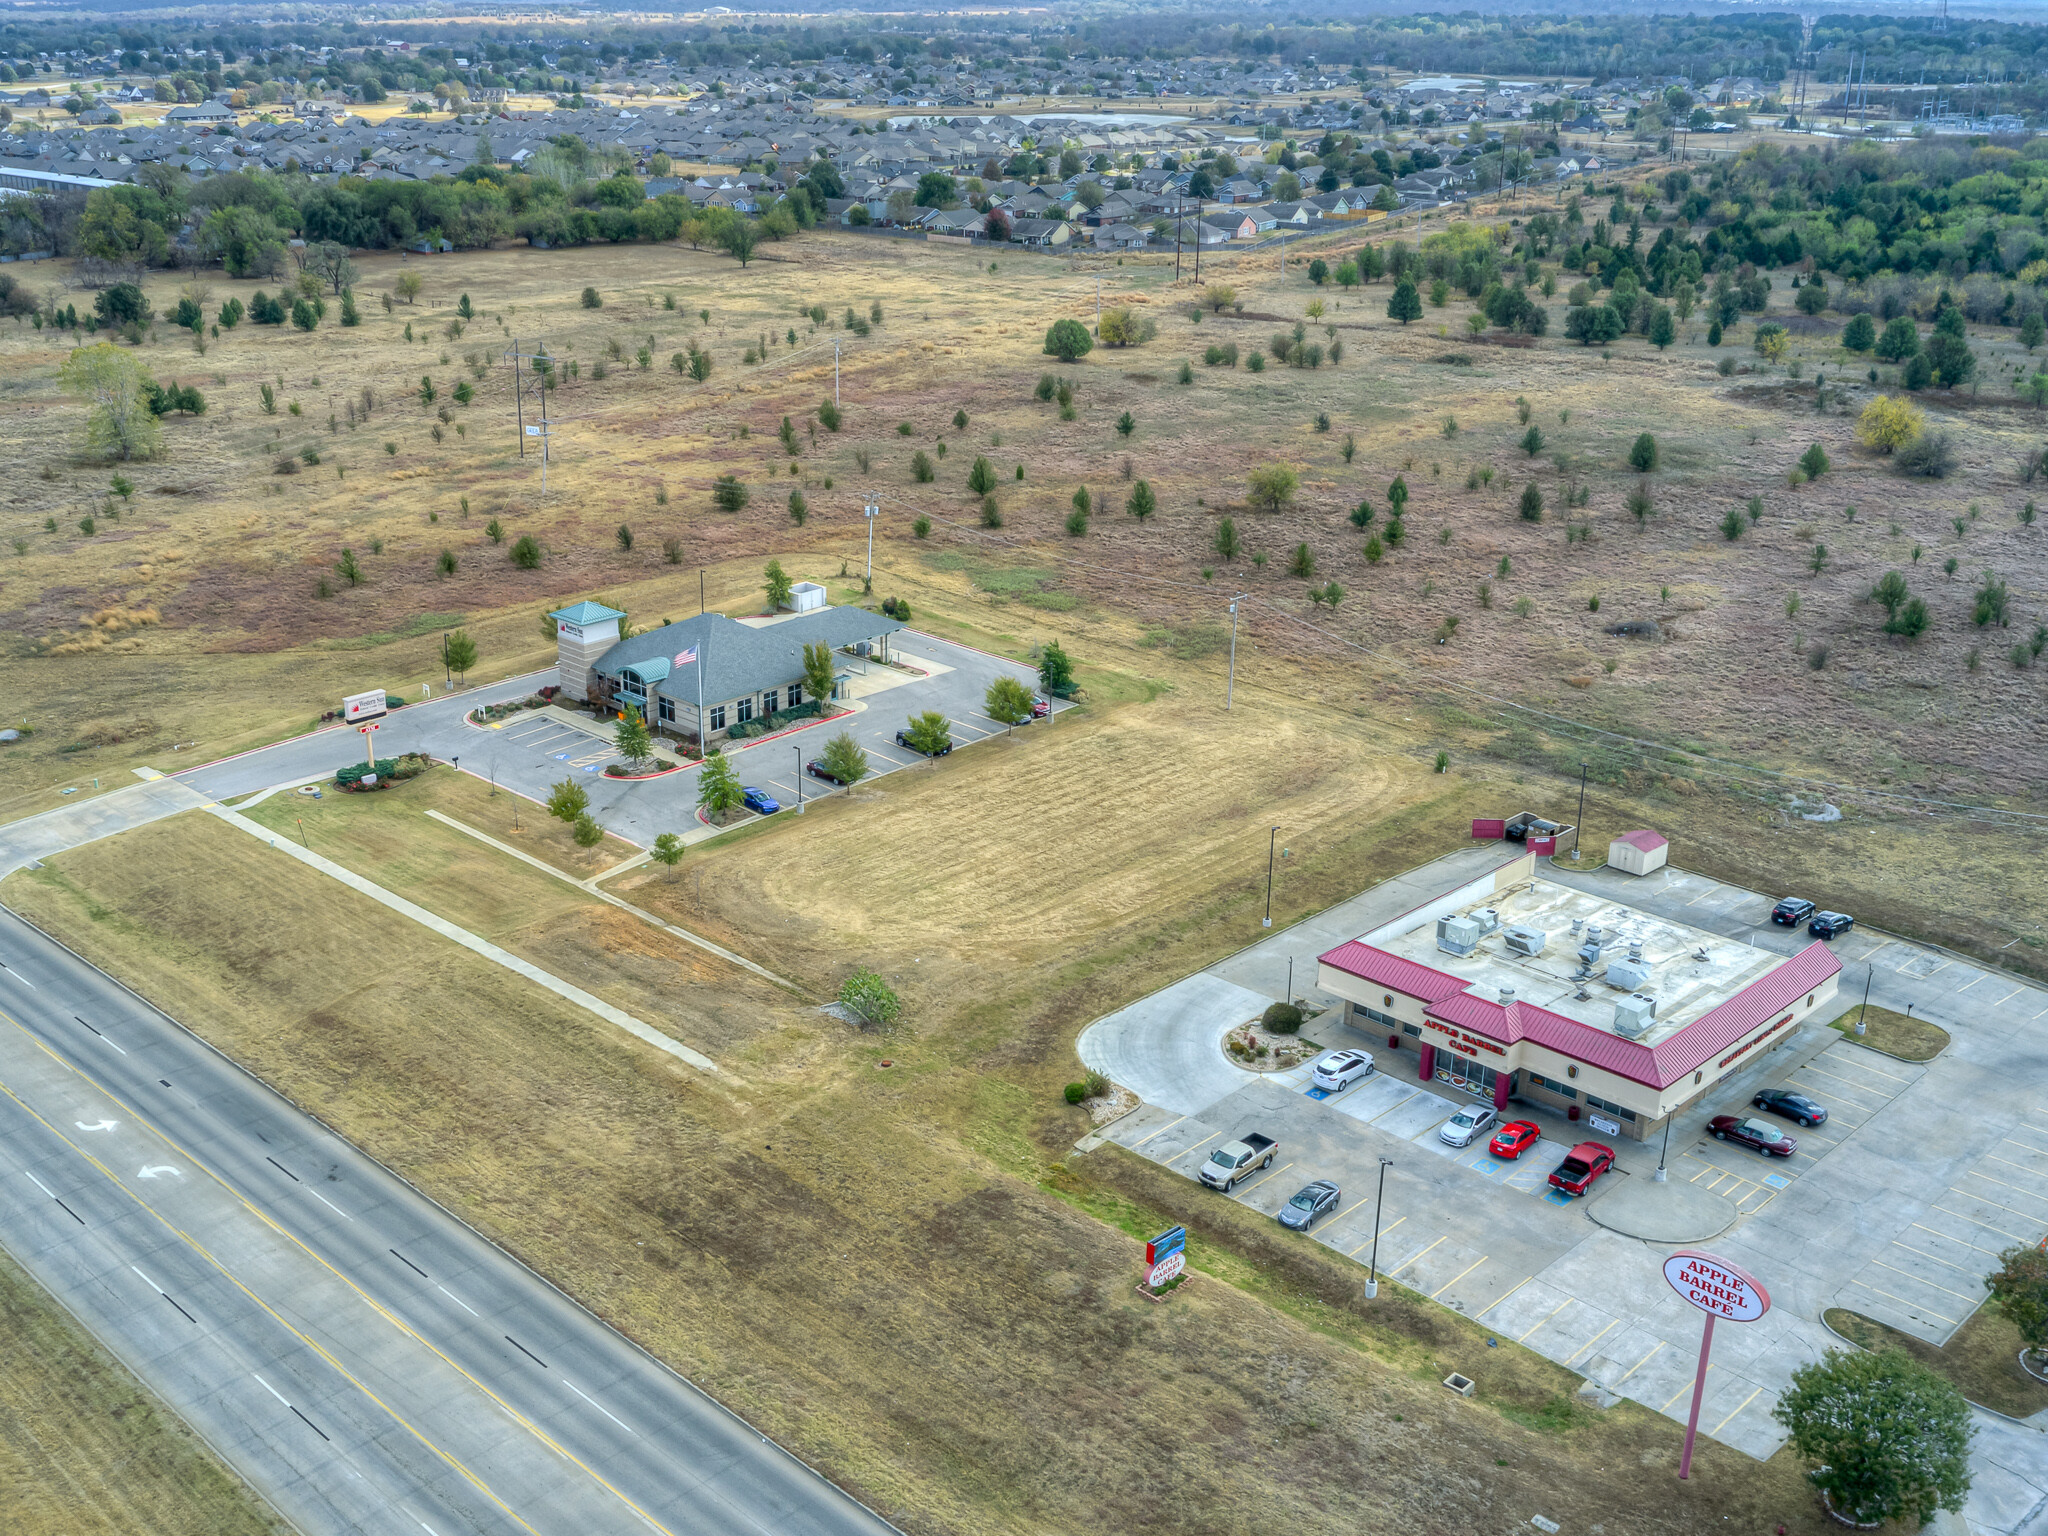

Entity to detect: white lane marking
[0,965,37,988]
[310,1188,352,1221]
[136,1165,181,1180]
[130,1263,162,1293]
[419,1523,441,1536]
[100,1036,127,1055]
[562,1376,636,1434]
[23,1171,55,1198]
[253,1373,291,1406]
[75,1119,119,1132]
[436,1284,479,1318]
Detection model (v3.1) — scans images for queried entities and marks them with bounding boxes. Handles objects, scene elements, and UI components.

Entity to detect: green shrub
[1064,1082,1087,1104]
[1262,1002,1304,1034]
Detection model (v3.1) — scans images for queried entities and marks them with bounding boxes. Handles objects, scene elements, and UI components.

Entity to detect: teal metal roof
[551,600,626,625]
[620,657,672,686]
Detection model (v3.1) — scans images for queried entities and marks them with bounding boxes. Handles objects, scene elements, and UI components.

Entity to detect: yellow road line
[1173,1130,1224,1162]
[1133,1113,1185,1147]
[1431,1256,1488,1300]
[1564,1317,1622,1366]
[1389,1234,1446,1275]
[1616,1340,1665,1384]
[1476,1275,1534,1320]
[1237,1159,1293,1195]
[1329,1192,1378,1225]
[2,1016,679,1536]
[1517,1297,1572,1342]
[1711,1386,1766,1435]
[1348,1215,1404,1257]
[1663,1368,1712,1413]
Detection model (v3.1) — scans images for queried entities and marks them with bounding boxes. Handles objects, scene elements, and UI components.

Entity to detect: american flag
[674,645,698,665]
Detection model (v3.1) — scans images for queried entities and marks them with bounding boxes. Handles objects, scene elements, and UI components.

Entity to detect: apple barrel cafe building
[549,600,905,749]
[1315,849,1842,1143]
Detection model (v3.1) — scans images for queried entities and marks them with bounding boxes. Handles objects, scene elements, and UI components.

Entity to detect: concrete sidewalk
[203,803,718,1076]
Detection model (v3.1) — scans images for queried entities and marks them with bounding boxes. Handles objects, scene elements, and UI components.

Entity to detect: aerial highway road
[0,901,900,1536]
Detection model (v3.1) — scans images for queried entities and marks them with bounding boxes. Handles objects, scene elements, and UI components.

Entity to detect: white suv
[1311,1050,1375,1093]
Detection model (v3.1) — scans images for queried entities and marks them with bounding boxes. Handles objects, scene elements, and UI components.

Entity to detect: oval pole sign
[1663,1249,1771,1322]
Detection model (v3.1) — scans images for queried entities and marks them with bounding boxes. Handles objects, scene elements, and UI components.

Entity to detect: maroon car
[1709,1115,1798,1157]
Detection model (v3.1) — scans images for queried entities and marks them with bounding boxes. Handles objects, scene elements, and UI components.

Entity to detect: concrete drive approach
[0,906,899,1536]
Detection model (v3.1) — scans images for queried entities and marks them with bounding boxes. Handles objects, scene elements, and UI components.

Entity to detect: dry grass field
[7,758,1848,1536]
[0,1244,285,1536]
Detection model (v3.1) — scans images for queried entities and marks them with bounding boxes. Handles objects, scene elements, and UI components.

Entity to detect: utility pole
[834,338,841,407]
[1575,761,1589,854]
[864,497,878,587]
[1226,593,1249,711]
[1094,275,1100,328]
[1263,825,1281,929]
[503,338,551,493]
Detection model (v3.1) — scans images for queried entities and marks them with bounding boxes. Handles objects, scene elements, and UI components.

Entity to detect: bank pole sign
[1662,1249,1771,1480]
[1144,1226,1185,1289]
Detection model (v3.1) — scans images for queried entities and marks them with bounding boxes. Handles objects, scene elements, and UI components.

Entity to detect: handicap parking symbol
[1762,1173,1789,1189]
[552,752,570,762]
[1303,1086,1331,1101]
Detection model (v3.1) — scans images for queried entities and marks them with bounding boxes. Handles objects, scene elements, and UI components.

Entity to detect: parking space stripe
[1237,1160,1292,1195]
[1132,1115,1185,1147]
[1171,1132,1224,1165]
[1475,1275,1533,1319]
[1868,1260,1978,1303]
[1963,1168,2048,1206]
[1389,1235,1446,1275]
[1328,1193,1377,1226]
[1979,1158,2048,1191]
[1793,1063,1893,1099]
[1954,973,1986,993]
[1617,1341,1666,1383]
[1564,1318,1622,1366]
[1517,1298,1572,1342]
[1711,1386,1766,1435]
[1932,1204,2040,1243]
[1844,1276,1959,1324]
[1912,1222,2003,1257]
[1991,988,2024,1008]
[1890,1240,1981,1276]
[1431,1257,1488,1300]
[1348,1215,1404,1257]
[1663,1368,1713,1412]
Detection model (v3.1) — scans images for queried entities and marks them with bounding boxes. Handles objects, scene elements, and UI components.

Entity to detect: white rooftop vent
[1613,993,1657,1038]
[1503,924,1547,957]
[1577,924,1607,965]
[1498,985,1516,1006]
[1436,915,1484,956]
[1606,954,1653,993]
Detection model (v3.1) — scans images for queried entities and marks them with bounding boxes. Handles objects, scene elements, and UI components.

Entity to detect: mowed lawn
[5,682,1845,1536]
[0,1245,285,1536]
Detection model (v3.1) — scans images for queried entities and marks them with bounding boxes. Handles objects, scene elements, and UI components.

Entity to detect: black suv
[1809,911,1855,940]
[1771,897,1816,926]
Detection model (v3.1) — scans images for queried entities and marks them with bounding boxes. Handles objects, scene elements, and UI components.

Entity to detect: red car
[1488,1119,1541,1159]
[1709,1115,1798,1157]
[1548,1141,1616,1196]
[1031,696,1052,719]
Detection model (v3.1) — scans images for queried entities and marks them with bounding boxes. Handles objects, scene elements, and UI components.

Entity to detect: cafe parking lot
[1079,847,2048,1466]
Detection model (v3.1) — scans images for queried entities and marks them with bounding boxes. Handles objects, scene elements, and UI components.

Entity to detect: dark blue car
[741,786,781,816]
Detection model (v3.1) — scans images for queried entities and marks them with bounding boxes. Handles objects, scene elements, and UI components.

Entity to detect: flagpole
[695,629,706,756]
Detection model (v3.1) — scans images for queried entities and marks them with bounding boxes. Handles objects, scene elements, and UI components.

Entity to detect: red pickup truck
[1548,1141,1616,1197]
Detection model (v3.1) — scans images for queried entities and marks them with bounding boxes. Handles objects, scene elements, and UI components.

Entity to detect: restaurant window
[736,697,754,724]
[658,697,675,724]
[709,705,727,731]
[763,688,779,715]
[1358,1003,1401,1031]
[1529,1072,1577,1102]
[788,682,803,707]
[1584,1094,1638,1123]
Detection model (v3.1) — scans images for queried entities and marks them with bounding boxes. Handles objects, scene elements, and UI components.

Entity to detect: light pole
[1574,760,1589,858]
[795,744,804,815]
[1654,1112,1672,1182]
[1226,593,1249,711]
[1855,965,1872,1035]
[1365,1156,1393,1299]
[864,498,878,590]
[1263,825,1281,929]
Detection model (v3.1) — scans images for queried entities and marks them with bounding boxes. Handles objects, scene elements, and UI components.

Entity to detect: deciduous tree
[1773,1348,1971,1528]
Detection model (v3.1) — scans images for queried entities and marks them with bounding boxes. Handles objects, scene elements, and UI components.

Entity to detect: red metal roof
[1328,938,1843,1090]
[1613,829,1669,852]
[1317,941,1468,1004]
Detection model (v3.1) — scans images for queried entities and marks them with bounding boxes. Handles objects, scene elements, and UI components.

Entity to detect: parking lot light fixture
[795,744,803,814]
[1654,1114,1672,1183]
[1366,1156,1393,1299]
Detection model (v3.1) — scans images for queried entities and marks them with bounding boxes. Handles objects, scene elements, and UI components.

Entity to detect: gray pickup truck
[1199,1133,1278,1192]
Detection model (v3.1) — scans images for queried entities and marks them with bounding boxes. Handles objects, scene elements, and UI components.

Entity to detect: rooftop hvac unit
[1436,915,1484,956]
[1502,924,1548,957]
[1606,955,1654,993]
[1576,923,1607,965]
[1613,993,1657,1038]
[1472,907,1501,935]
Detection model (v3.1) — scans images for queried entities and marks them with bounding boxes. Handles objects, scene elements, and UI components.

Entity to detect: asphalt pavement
[0,904,900,1536]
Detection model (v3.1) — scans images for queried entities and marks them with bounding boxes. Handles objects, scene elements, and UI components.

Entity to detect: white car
[1438,1104,1498,1147]
[1311,1050,1375,1093]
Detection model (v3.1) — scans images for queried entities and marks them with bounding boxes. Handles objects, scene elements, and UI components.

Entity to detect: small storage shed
[1608,829,1670,876]
[787,581,827,613]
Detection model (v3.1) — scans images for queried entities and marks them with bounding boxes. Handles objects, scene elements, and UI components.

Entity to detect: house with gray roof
[549,599,904,748]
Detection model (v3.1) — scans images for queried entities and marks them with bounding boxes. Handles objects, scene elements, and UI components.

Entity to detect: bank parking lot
[1080,847,2048,1469]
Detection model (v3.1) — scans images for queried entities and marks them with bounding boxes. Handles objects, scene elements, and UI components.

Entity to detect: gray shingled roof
[592,606,903,705]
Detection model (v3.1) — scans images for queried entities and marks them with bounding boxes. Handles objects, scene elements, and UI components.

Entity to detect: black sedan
[1709,1115,1798,1157]
[1809,911,1856,940]
[1278,1180,1341,1232]
[1771,897,1816,926]
[806,759,854,785]
[1753,1088,1829,1127]
[894,729,951,757]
